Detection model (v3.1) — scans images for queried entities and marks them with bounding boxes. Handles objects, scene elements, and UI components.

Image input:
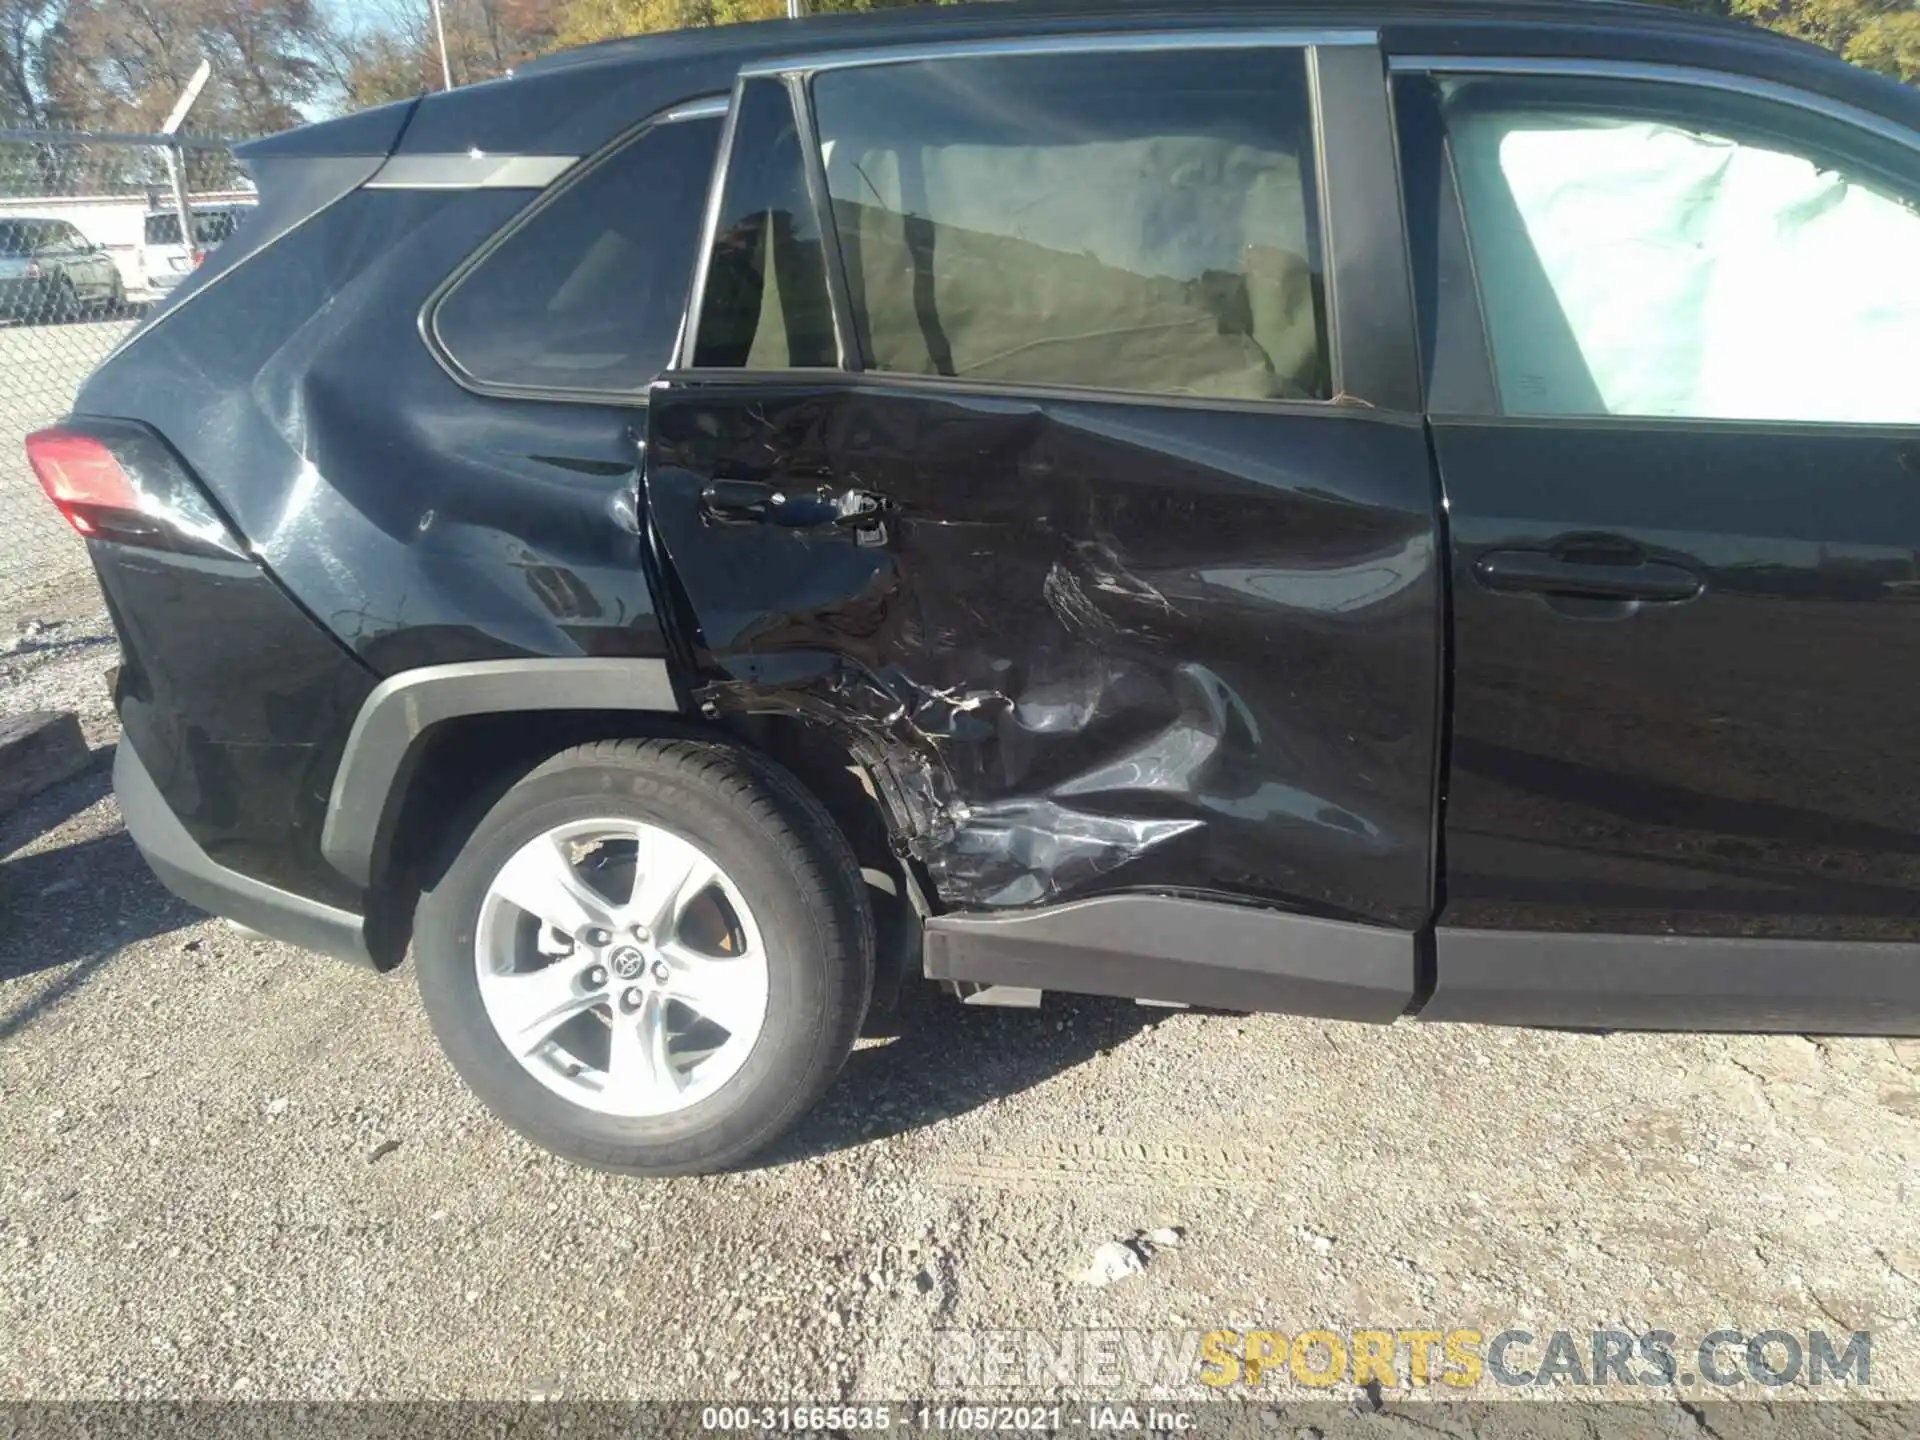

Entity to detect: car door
[643,35,1446,932]
[31,222,70,299]
[1391,58,1920,1024]
[51,223,99,299]
[86,226,117,297]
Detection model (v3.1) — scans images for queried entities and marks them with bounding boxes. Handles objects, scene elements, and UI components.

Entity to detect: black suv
[28,0,1920,1174]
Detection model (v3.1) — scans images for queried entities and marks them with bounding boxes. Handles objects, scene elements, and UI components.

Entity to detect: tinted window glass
[691,79,837,368]
[810,49,1329,401]
[199,210,243,245]
[1442,77,1920,424]
[436,114,721,394]
[3,221,67,251]
[146,209,248,246]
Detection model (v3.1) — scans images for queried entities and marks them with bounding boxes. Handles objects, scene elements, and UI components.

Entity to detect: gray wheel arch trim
[321,658,682,889]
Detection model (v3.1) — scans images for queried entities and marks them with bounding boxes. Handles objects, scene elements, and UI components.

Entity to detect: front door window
[1442,76,1920,424]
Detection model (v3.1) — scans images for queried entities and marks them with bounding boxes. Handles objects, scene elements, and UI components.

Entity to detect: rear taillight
[24,420,242,558]
[23,259,39,279]
[191,249,206,268]
[26,428,138,536]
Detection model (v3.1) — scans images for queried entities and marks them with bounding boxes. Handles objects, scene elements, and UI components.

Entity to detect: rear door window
[688,48,1333,403]
[434,111,723,397]
[813,48,1329,401]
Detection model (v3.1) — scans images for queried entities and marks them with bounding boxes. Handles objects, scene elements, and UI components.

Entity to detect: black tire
[47,278,76,324]
[413,737,874,1175]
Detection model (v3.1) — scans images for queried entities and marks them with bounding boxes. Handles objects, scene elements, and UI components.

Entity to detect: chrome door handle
[1474,551,1703,603]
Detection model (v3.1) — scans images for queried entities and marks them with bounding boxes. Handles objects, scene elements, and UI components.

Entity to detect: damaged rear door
[644,34,1444,929]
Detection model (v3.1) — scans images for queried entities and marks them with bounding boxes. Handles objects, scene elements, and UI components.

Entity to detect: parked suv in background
[0,217,123,322]
[140,204,250,300]
[27,0,1920,1175]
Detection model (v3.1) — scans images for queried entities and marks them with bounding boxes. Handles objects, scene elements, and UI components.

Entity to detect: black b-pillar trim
[1310,41,1424,414]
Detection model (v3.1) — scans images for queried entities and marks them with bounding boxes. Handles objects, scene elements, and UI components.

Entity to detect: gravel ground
[0,317,136,610]
[3,598,1919,1430]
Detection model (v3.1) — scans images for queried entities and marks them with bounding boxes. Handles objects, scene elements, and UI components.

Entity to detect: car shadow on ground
[762,979,1167,1166]
[1,626,116,669]
[0,750,197,1041]
[0,753,1177,1159]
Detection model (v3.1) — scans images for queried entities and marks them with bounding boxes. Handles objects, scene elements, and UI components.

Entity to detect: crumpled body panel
[648,384,1443,927]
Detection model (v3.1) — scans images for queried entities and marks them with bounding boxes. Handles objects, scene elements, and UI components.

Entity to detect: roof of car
[516,0,1811,76]
[335,0,1906,165]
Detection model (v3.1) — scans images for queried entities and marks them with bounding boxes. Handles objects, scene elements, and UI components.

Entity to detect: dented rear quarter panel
[646,383,1444,926]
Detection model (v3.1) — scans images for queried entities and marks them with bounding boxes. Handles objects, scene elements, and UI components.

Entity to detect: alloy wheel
[473,817,770,1118]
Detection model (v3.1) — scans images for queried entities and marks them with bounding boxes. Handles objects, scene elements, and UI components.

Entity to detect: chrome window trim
[738,27,1375,78]
[1388,55,1920,155]
[660,96,730,123]
[653,365,1411,423]
[1304,47,1342,403]
[365,153,578,191]
[375,95,727,195]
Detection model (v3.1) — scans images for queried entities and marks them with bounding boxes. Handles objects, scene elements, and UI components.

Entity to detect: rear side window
[811,49,1329,401]
[434,113,722,396]
[5,221,70,251]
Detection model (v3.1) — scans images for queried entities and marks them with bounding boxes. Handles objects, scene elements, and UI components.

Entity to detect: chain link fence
[0,130,250,617]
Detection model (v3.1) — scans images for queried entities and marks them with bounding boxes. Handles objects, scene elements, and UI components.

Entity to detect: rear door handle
[1474,551,1703,603]
[701,478,780,522]
[701,479,889,530]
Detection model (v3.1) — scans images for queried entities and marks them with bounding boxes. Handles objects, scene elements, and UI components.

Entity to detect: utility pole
[160,59,212,265]
[431,0,455,90]
[786,0,803,16]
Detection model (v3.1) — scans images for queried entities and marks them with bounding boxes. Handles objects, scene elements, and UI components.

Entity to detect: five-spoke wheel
[475,818,770,1117]
[413,737,873,1175]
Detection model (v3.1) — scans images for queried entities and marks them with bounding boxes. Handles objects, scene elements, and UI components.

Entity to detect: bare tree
[0,0,67,125]
[48,0,322,134]
[313,0,558,109]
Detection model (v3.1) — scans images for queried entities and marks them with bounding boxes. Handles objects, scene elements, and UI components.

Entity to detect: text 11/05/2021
[700,1404,1174,1431]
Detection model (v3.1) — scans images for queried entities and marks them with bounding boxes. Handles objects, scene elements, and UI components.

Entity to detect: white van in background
[142,204,252,298]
